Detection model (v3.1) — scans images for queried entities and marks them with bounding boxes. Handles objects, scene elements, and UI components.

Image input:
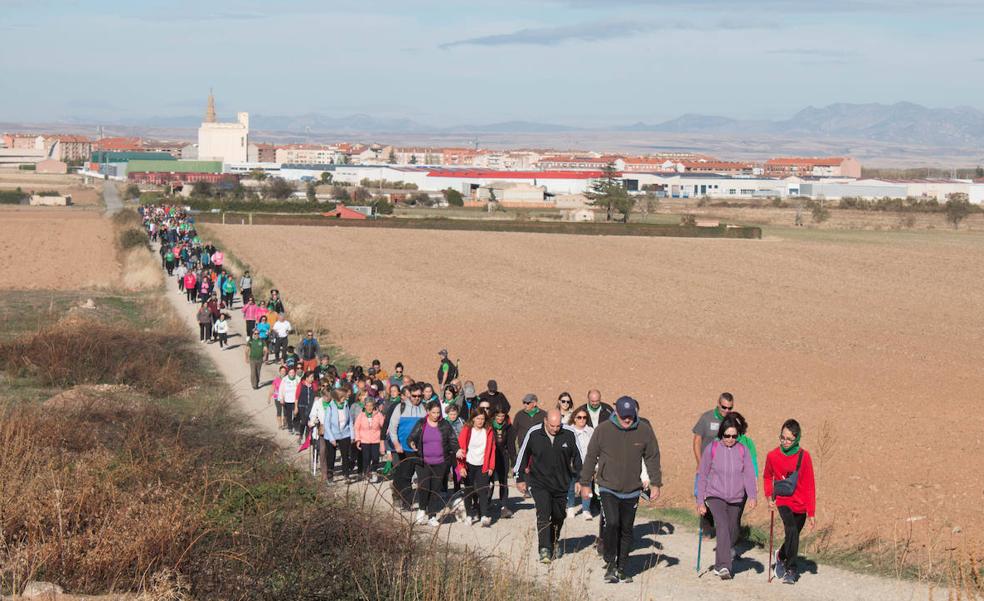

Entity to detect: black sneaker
[500,506,514,519]
[615,568,633,583]
[604,564,620,583]
[782,568,798,584]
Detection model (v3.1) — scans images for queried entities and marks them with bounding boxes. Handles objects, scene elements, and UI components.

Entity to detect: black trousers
[323,437,353,477]
[360,444,381,477]
[242,288,253,304]
[415,461,447,517]
[245,319,255,338]
[464,464,491,519]
[600,492,639,570]
[530,485,567,553]
[198,322,211,341]
[777,505,807,570]
[185,288,196,302]
[393,452,419,509]
[489,450,509,502]
[274,337,288,361]
[222,291,234,308]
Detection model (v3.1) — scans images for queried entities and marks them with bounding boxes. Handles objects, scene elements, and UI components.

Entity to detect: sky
[1,0,982,126]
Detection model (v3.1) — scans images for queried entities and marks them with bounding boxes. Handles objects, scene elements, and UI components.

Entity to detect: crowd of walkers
[141,204,817,585]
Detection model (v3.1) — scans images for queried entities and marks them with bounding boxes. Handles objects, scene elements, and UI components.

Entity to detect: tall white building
[197,91,248,164]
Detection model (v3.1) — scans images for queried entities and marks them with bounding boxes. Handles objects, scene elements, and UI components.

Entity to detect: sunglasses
[719,404,734,411]
[574,415,588,420]
[560,399,572,404]
[780,435,796,443]
[411,394,422,398]
[722,434,738,440]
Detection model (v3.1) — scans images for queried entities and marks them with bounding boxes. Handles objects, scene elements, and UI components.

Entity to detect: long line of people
[142,204,818,586]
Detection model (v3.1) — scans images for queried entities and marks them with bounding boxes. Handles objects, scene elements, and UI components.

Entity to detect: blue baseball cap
[615,396,638,419]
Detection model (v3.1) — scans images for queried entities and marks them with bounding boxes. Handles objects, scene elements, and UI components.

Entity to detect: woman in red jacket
[456,409,496,527]
[763,418,816,585]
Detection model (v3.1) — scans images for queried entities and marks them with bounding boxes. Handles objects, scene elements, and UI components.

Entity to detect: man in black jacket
[516,409,582,564]
[510,393,546,459]
[478,379,510,415]
[574,389,613,429]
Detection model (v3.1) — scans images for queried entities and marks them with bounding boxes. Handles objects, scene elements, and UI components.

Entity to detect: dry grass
[0,323,196,397]
[120,247,163,291]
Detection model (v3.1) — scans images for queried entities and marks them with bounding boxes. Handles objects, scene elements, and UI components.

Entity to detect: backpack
[772,451,803,498]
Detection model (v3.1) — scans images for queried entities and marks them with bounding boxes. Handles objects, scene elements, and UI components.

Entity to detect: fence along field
[207,221,984,568]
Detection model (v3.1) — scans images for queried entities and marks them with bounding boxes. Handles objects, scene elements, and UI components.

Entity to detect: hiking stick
[768,508,775,583]
[696,518,703,572]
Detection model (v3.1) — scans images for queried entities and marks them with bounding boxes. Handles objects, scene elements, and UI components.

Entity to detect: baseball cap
[522,393,538,405]
[615,396,638,420]
[438,349,448,357]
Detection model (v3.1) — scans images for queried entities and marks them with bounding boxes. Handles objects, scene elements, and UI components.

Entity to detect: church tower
[205,89,217,123]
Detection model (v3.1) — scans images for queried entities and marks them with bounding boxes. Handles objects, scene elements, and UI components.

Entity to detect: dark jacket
[298,337,320,361]
[574,402,614,428]
[580,413,662,492]
[491,421,514,467]
[510,408,546,458]
[516,426,582,493]
[407,418,460,465]
[478,391,510,416]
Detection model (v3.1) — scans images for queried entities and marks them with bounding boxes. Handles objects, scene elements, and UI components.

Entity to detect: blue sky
[1,0,981,125]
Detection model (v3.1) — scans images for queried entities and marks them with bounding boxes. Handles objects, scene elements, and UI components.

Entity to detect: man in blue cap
[580,396,662,584]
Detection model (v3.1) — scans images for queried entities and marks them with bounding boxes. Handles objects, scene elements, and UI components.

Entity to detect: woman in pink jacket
[353,397,385,483]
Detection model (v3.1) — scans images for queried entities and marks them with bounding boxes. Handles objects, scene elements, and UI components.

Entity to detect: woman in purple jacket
[696,414,758,580]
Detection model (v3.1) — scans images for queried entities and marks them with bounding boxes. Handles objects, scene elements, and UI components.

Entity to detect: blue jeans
[567,477,591,513]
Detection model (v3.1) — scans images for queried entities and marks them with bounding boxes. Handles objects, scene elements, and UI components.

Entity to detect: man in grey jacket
[580,396,661,584]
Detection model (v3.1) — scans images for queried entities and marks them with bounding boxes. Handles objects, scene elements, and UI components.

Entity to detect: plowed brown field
[0,208,118,289]
[208,223,984,552]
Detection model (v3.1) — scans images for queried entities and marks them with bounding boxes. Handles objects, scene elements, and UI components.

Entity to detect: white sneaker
[428,516,441,527]
[370,475,380,484]
[415,510,427,525]
[480,516,492,527]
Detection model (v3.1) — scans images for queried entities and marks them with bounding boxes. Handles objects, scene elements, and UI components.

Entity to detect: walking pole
[767,507,775,583]
[696,518,703,572]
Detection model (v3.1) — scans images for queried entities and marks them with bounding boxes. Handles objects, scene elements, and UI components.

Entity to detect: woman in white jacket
[567,407,595,519]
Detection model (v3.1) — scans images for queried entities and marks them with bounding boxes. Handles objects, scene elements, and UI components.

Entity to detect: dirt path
[151,249,943,601]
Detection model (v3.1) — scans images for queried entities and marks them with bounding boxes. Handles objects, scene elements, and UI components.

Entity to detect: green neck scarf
[714,407,723,421]
[333,399,346,410]
[491,420,505,431]
[525,407,541,418]
[780,435,801,456]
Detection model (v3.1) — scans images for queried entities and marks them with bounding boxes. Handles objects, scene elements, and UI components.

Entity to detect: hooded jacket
[580,413,662,493]
[697,440,757,505]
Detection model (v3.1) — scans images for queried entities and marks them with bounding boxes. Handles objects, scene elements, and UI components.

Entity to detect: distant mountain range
[623,102,984,147]
[24,101,984,150]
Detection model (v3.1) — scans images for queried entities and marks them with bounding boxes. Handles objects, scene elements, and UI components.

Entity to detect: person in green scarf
[511,394,546,461]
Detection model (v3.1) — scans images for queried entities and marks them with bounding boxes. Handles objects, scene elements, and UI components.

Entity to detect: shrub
[812,205,831,223]
[680,214,697,226]
[0,323,197,396]
[124,183,141,200]
[119,227,148,250]
[945,193,972,229]
[264,177,294,200]
[443,188,464,207]
[111,207,142,226]
[18,164,35,171]
[0,188,27,204]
